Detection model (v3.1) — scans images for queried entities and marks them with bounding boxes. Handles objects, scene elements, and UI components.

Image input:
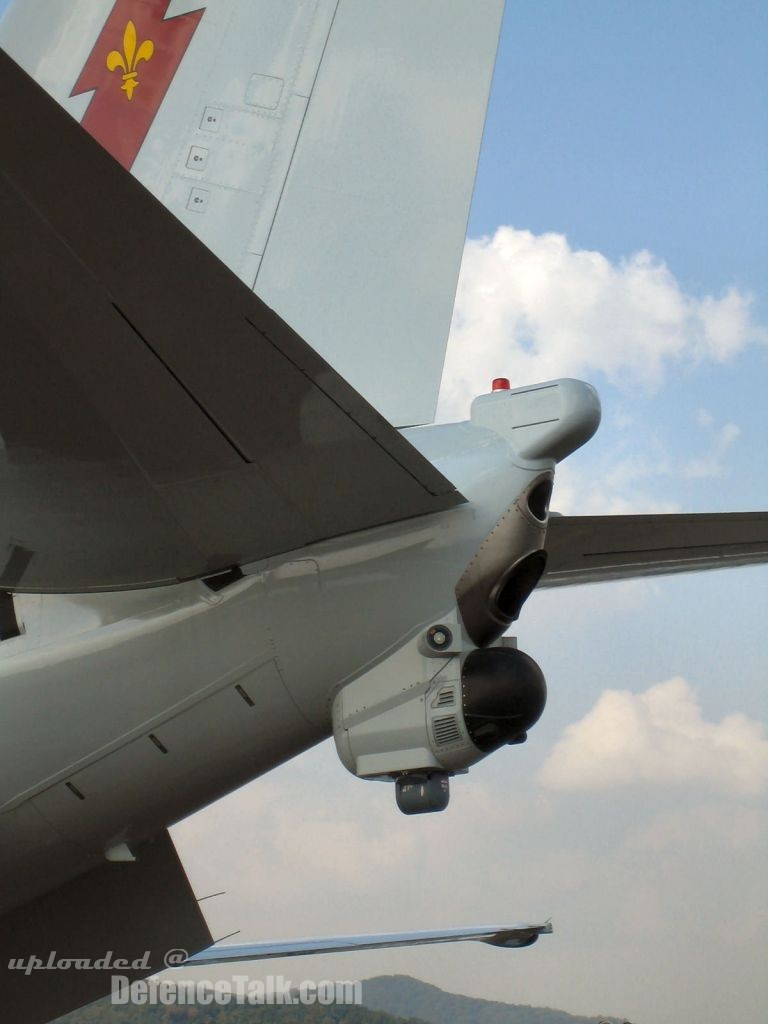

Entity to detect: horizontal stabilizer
[542,512,768,587]
[0,51,464,593]
[183,922,553,965]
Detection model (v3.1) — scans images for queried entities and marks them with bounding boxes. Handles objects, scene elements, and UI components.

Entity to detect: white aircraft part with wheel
[0,3,766,1021]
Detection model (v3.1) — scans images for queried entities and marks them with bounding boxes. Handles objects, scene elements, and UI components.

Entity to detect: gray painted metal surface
[542,512,768,586]
[186,922,553,964]
[3,831,212,1024]
[254,0,506,425]
[0,49,463,592]
[0,0,505,426]
[0,403,560,916]
[1,7,766,1023]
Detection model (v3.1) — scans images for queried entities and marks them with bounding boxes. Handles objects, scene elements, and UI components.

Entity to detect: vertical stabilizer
[0,0,505,424]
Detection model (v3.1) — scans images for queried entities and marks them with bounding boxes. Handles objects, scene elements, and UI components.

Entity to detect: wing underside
[541,512,768,587]
[0,50,464,593]
[2,832,213,1024]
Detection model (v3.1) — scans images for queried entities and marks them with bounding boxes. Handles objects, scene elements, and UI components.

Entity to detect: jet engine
[333,626,546,814]
[333,380,601,814]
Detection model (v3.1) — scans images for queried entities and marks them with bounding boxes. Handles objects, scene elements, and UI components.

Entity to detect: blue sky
[439,7,767,1018]
[471,0,768,303]
[465,0,768,516]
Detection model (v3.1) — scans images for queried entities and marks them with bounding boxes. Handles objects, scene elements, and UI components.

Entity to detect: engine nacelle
[333,627,546,814]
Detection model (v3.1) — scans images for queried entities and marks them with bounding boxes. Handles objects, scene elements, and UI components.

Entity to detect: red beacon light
[491,377,511,392]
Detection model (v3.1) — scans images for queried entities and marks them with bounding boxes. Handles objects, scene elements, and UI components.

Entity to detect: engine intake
[333,632,546,814]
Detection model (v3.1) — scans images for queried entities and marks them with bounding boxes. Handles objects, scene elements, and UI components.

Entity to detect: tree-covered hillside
[55,998,426,1024]
[52,974,628,1024]
[362,975,624,1024]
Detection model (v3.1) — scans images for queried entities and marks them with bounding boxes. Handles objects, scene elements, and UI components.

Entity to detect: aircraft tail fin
[0,0,506,426]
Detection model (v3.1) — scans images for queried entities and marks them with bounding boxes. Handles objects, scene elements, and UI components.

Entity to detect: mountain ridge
[362,974,624,1024]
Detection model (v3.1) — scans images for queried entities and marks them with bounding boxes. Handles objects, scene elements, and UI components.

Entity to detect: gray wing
[184,922,552,965]
[0,50,464,594]
[541,512,768,587]
[3,832,213,1024]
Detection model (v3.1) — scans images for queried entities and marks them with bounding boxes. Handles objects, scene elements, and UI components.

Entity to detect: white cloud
[438,227,766,421]
[546,405,742,514]
[170,718,768,1024]
[682,420,741,479]
[625,803,767,854]
[539,677,768,796]
[695,408,715,429]
[551,459,682,515]
[697,288,761,361]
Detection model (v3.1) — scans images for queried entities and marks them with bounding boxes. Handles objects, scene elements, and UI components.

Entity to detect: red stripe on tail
[71,0,204,170]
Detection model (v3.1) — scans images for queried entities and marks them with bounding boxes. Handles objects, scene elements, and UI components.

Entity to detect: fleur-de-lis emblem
[106,21,154,100]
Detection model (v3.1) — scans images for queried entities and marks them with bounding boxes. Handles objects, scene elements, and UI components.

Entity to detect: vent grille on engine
[432,714,462,746]
[433,687,455,708]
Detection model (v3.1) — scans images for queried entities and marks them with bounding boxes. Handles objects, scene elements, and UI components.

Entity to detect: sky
[2,1,764,1021]
[168,5,768,1024]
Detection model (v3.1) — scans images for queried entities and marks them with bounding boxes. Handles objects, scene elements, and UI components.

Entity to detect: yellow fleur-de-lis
[106,21,154,100]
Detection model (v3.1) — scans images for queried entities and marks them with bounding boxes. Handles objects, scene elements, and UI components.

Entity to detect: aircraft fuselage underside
[0,380,599,915]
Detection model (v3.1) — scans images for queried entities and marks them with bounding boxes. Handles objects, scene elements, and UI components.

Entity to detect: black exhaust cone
[461,647,547,753]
